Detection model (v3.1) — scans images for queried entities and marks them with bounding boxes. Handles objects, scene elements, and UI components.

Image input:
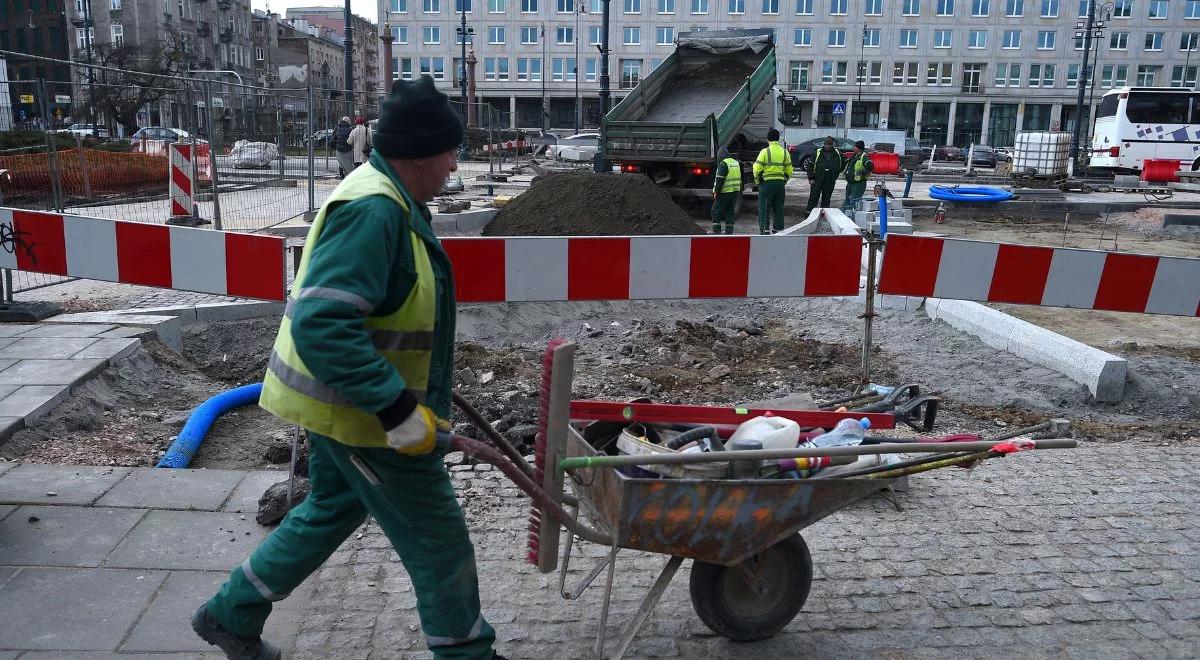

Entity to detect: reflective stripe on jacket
[753,141,793,182]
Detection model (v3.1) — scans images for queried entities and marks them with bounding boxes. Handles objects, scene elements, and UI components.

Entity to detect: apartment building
[380,0,1200,145]
[0,0,72,124]
[284,6,380,108]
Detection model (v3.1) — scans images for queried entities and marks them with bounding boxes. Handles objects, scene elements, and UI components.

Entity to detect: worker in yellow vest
[841,140,875,213]
[752,128,794,234]
[192,76,503,660]
[711,146,742,234]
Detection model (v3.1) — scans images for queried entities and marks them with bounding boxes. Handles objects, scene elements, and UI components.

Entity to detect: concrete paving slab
[0,567,167,651]
[221,470,287,513]
[0,459,16,477]
[0,359,19,374]
[98,326,157,340]
[0,385,70,425]
[105,510,269,571]
[50,314,183,352]
[0,358,108,386]
[0,324,39,337]
[0,566,15,587]
[21,324,116,338]
[0,464,132,505]
[96,469,245,511]
[74,338,142,364]
[0,504,14,521]
[0,386,18,400]
[123,570,310,655]
[0,417,22,442]
[0,505,146,567]
[0,337,99,360]
[19,653,219,660]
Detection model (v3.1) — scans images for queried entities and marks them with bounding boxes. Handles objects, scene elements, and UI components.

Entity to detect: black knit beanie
[374,76,464,159]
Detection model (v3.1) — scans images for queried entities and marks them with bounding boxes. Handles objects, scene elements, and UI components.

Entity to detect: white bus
[1090,87,1200,172]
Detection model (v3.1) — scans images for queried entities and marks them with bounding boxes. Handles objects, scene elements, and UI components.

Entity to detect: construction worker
[710,146,742,234]
[841,140,875,213]
[753,127,793,234]
[191,76,502,660]
[805,136,844,213]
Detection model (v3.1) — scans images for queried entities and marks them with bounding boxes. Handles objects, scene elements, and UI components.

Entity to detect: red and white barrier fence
[482,138,526,153]
[169,144,194,218]
[0,208,286,301]
[878,234,1200,317]
[441,235,862,302]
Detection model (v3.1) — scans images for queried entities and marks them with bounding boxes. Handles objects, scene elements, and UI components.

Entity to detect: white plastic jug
[729,415,801,451]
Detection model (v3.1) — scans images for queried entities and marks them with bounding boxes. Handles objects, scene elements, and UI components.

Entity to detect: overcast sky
[251,0,380,22]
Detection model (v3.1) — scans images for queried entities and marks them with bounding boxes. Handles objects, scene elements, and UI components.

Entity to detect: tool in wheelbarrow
[438,341,1077,659]
[818,383,940,433]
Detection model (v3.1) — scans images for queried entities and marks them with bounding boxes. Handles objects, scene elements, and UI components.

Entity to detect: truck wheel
[689,534,813,642]
[1191,157,1200,172]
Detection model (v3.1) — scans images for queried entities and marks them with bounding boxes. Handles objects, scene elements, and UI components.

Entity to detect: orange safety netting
[0,148,189,200]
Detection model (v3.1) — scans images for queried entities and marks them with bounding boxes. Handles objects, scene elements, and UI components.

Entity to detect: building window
[763,0,780,13]
[1148,0,1166,18]
[657,26,674,44]
[552,57,577,80]
[485,57,497,80]
[522,26,538,43]
[893,61,919,84]
[75,26,94,50]
[865,0,882,13]
[821,60,849,84]
[624,0,641,11]
[794,28,812,46]
[393,26,409,43]
[934,29,952,48]
[972,0,988,14]
[424,0,440,11]
[111,0,121,8]
[1077,0,1088,15]
[256,47,264,61]
[400,58,413,79]
[1028,63,1054,86]
[419,57,445,80]
[1005,0,1022,15]
[621,58,641,87]
[830,0,847,12]
[902,0,919,14]
[936,0,953,15]
[521,0,537,11]
[828,28,846,47]
[727,0,744,11]
[1170,65,1199,87]
[423,26,440,44]
[393,0,409,11]
[1184,32,1200,50]
[488,0,503,12]
[589,26,602,44]
[557,26,574,43]
[692,0,709,11]
[1188,0,1200,18]
[488,26,505,43]
[1003,30,1021,48]
[1040,0,1058,15]
[659,0,676,10]
[455,0,472,11]
[1135,64,1159,85]
[1100,63,1126,87]
[586,58,597,80]
[926,61,952,85]
[1113,0,1130,16]
[516,57,542,81]
[1110,32,1127,49]
[863,29,880,47]
[855,61,882,84]
[796,0,813,12]
[790,61,811,89]
[556,0,571,11]
[969,30,987,48]
[111,24,123,46]
[899,29,917,47]
[1145,32,1163,51]
[623,27,640,44]
[1067,63,1079,87]
[1037,30,1055,49]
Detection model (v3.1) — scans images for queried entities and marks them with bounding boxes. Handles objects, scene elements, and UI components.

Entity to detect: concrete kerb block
[194,301,285,322]
[455,208,499,233]
[926,298,1128,402]
[777,208,824,236]
[41,312,182,352]
[821,209,862,236]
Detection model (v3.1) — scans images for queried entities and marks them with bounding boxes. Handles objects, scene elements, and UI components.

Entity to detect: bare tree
[87,27,190,134]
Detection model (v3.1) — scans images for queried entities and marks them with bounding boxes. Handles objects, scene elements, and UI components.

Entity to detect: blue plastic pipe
[928,185,1014,203]
[878,193,888,238]
[157,383,263,468]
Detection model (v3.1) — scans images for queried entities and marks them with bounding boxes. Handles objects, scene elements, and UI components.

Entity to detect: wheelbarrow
[441,341,1077,658]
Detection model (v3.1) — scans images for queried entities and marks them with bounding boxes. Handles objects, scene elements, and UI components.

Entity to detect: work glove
[712,191,718,200]
[378,392,449,455]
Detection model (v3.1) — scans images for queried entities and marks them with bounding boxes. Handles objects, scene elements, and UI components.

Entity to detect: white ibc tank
[1013,131,1071,176]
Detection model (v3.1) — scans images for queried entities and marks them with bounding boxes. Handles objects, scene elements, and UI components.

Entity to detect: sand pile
[483,171,703,236]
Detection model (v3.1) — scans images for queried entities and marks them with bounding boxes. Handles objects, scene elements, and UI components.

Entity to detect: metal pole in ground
[277,92,285,182]
[307,84,316,213]
[204,78,223,230]
[75,133,93,199]
[859,235,880,392]
[37,79,64,212]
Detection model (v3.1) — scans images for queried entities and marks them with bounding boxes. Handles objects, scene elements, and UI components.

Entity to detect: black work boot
[191,604,282,660]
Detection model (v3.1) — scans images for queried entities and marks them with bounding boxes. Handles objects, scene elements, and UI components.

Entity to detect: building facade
[0,0,72,126]
[285,6,380,110]
[379,0,1200,144]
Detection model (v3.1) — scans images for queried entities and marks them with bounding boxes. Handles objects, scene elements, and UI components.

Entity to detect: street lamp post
[540,24,547,130]
[594,0,611,172]
[575,0,582,134]
[456,16,474,158]
[1070,4,1106,167]
[856,22,866,130]
[343,0,354,117]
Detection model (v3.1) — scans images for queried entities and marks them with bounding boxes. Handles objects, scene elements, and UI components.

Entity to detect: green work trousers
[842,180,868,213]
[757,180,786,234]
[711,192,739,234]
[806,175,837,213]
[205,433,495,660]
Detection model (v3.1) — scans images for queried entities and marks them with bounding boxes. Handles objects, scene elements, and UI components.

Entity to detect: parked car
[966,144,998,168]
[904,137,932,161]
[993,146,1014,162]
[59,123,110,140]
[523,128,560,147]
[304,128,335,148]
[788,136,858,170]
[547,132,600,161]
[130,127,209,156]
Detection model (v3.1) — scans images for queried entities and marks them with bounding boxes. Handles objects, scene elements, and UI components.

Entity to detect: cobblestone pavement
[292,442,1200,659]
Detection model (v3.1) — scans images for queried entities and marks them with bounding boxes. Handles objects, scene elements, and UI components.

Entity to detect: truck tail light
[1110,147,1120,157]
[620,164,641,172]
[691,167,710,176]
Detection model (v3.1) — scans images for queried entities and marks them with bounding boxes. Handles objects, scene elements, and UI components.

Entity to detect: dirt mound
[483,171,703,236]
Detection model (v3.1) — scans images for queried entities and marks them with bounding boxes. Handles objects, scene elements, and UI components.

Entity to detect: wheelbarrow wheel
[688,534,813,642]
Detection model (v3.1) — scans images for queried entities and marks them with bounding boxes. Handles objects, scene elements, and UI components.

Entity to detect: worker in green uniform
[752,128,794,234]
[710,146,742,234]
[841,140,874,213]
[191,76,503,660]
[805,136,844,213]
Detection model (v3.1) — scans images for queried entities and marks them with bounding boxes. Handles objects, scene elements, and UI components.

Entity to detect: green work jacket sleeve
[289,195,414,415]
[712,160,729,193]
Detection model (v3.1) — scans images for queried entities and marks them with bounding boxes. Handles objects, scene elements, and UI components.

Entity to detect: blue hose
[157,383,263,468]
[928,185,1014,203]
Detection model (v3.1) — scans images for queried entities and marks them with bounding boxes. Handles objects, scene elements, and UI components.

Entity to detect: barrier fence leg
[307,83,316,214]
[75,134,93,199]
[858,235,882,393]
[37,79,64,212]
[203,79,223,230]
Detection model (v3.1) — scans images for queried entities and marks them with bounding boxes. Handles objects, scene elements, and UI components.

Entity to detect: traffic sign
[55,95,71,104]
[832,103,846,116]
[19,94,34,104]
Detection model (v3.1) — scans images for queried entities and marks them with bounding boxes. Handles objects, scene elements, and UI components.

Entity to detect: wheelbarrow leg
[593,541,621,658]
[608,555,684,660]
[558,506,615,600]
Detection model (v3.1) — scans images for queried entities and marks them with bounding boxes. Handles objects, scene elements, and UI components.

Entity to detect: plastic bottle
[807,417,872,448]
[729,415,801,451]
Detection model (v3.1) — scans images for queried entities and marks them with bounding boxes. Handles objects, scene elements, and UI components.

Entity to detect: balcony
[219,28,233,43]
[197,22,211,37]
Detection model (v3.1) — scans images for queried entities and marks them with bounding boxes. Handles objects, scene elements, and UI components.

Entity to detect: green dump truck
[602,29,778,195]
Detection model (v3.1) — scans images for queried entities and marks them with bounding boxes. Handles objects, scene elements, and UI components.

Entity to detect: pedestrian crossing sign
[832,103,846,116]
